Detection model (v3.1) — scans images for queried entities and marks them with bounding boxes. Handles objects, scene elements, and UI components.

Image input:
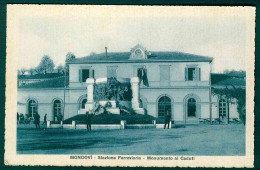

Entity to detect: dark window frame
[187,98,196,117]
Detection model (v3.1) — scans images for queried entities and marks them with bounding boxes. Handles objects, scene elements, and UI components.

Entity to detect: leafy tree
[19,69,26,75]
[223,69,246,78]
[28,68,35,75]
[34,66,42,74]
[90,52,96,56]
[66,52,75,61]
[37,55,55,74]
[57,64,64,74]
[212,86,246,125]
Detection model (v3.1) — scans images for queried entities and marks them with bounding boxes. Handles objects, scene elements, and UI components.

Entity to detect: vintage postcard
[5,5,255,167]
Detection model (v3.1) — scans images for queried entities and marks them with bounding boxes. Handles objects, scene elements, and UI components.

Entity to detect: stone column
[131,77,140,108]
[47,121,51,128]
[120,120,126,129]
[86,78,95,102]
[72,121,76,129]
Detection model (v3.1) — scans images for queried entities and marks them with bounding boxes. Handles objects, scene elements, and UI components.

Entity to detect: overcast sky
[16,6,250,73]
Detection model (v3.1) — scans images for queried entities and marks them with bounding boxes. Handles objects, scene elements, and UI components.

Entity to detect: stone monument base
[106,108,120,114]
[133,108,145,114]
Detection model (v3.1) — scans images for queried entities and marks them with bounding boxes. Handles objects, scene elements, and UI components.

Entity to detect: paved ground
[17,124,245,155]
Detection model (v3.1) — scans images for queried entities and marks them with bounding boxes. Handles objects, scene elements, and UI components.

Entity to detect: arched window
[28,99,38,117]
[81,98,87,109]
[53,100,62,121]
[158,96,171,117]
[219,99,227,117]
[187,98,196,117]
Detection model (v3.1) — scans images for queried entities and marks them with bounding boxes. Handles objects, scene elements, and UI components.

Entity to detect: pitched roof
[212,77,245,86]
[18,76,69,88]
[18,73,64,80]
[67,51,213,63]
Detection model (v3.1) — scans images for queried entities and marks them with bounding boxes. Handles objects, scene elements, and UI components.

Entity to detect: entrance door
[219,99,228,123]
[158,96,172,118]
[53,100,62,122]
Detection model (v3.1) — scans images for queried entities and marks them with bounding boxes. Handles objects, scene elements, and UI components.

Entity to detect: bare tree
[37,55,55,74]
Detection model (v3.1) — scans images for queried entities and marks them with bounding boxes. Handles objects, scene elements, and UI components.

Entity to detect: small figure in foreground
[85,112,92,131]
[57,112,63,124]
[19,113,25,124]
[42,113,47,125]
[17,112,19,124]
[33,112,40,129]
[164,110,171,129]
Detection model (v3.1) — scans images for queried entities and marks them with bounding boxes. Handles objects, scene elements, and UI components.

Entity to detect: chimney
[105,47,108,57]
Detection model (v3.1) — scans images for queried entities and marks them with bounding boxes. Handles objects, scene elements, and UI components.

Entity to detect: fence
[47,120,174,130]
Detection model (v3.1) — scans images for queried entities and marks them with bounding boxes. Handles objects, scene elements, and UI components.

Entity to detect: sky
[16,6,251,73]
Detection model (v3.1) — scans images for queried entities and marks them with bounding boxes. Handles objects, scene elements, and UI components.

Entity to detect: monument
[78,77,145,115]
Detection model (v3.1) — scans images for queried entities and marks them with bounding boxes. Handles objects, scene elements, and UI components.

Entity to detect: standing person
[164,110,171,129]
[42,113,47,125]
[20,113,24,124]
[57,113,63,124]
[85,112,92,131]
[17,112,19,124]
[33,112,40,129]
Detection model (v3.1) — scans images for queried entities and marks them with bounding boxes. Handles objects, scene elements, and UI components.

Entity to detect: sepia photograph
[5,5,255,167]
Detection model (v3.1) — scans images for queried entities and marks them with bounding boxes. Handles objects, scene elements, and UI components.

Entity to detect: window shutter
[92,70,95,78]
[79,69,82,82]
[195,67,200,81]
[185,67,188,81]
[160,66,170,86]
[198,68,201,81]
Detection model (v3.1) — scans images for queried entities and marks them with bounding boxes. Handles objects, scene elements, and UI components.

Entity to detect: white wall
[17,88,86,121]
[69,62,211,88]
[140,87,210,122]
[18,61,212,124]
[211,95,240,120]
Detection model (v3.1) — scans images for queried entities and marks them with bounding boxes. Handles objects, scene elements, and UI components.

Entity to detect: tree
[57,64,64,74]
[34,66,42,74]
[90,52,96,56]
[19,69,26,75]
[37,55,55,74]
[66,52,75,61]
[212,86,246,125]
[223,69,246,78]
[28,68,35,75]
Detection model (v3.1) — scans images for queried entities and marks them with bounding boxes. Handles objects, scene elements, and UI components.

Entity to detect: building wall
[17,61,215,124]
[18,88,86,121]
[140,87,210,124]
[69,62,211,88]
[211,95,240,120]
[18,87,211,123]
[17,87,240,124]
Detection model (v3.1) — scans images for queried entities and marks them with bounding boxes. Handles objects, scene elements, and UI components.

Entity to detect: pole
[63,65,67,122]
[227,100,230,124]
[209,62,212,125]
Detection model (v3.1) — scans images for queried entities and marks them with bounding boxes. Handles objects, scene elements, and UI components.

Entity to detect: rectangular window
[188,68,196,81]
[137,68,142,77]
[82,69,90,82]
[79,68,94,82]
[185,67,201,81]
[160,65,170,86]
[107,66,118,78]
